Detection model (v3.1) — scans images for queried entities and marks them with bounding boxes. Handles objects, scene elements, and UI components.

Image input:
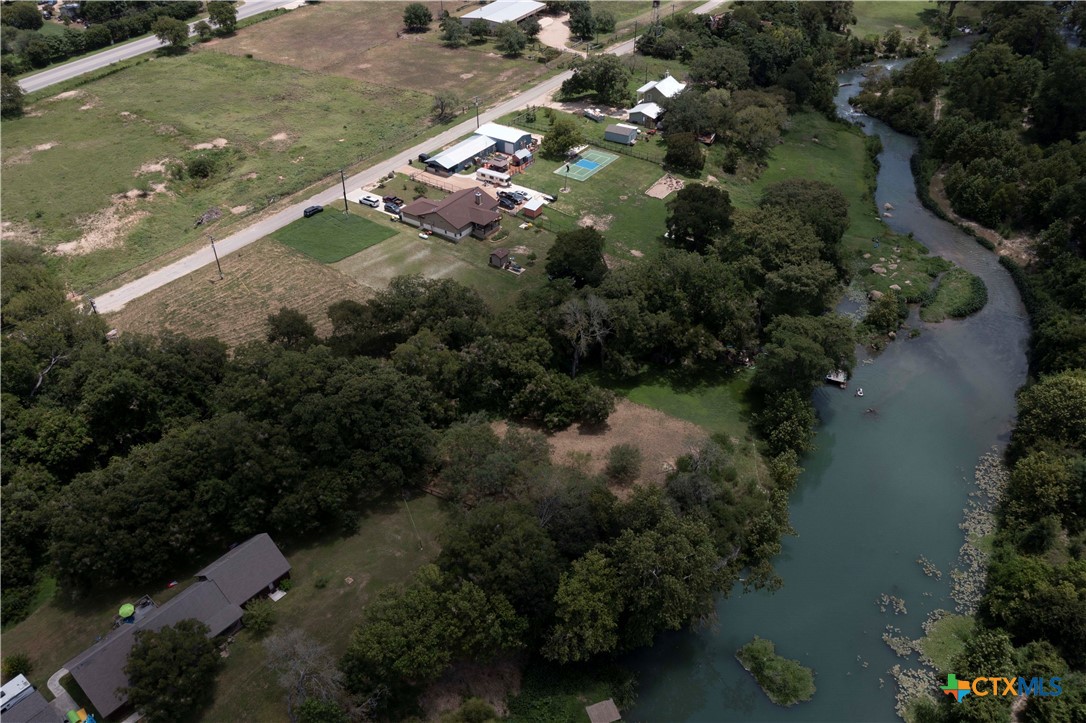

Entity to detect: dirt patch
[53,200,148,256]
[630,249,644,257]
[645,173,685,199]
[230,205,249,215]
[0,220,44,245]
[929,169,1035,264]
[459,72,475,80]
[241,171,259,180]
[420,658,521,719]
[78,97,99,111]
[135,159,170,176]
[4,141,60,165]
[578,213,613,231]
[45,89,84,102]
[191,138,229,150]
[494,398,707,488]
[537,13,584,56]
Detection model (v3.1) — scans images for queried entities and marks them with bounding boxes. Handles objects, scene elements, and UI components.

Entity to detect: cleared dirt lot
[496,398,709,487]
[107,238,371,346]
[210,2,562,102]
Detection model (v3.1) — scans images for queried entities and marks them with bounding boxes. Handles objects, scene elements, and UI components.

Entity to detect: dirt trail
[537,14,585,57]
[929,169,1034,265]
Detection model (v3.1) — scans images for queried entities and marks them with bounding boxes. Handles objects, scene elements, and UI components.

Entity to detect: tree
[297,699,349,723]
[665,184,733,254]
[207,1,237,33]
[754,314,856,395]
[1,651,33,679]
[24,37,52,68]
[594,9,615,34]
[863,291,905,335]
[689,45,750,90]
[3,2,43,31]
[403,3,433,32]
[152,17,189,52]
[546,227,607,288]
[242,598,277,636]
[1,72,25,119]
[558,294,612,377]
[540,116,583,159]
[948,43,1042,125]
[123,620,221,723]
[561,54,630,105]
[495,21,527,56]
[266,308,316,351]
[1031,49,1086,144]
[544,549,623,661]
[193,20,213,39]
[569,0,595,39]
[264,629,345,723]
[1010,370,1086,458]
[441,16,469,47]
[468,19,490,40]
[664,132,705,175]
[431,91,460,122]
[521,16,541,38]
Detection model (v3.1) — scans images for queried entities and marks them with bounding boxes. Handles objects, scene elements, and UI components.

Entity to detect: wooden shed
[490,248,510,268]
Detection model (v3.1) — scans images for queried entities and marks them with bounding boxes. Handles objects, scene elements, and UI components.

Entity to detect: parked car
[498,197,516,210]
[384,203,401,214]
[303,205,323,218]
[382,195,396,204]
[512,191,530,203]
[497,190,517,201]
[418,153,430,162]
[541,194,556,203]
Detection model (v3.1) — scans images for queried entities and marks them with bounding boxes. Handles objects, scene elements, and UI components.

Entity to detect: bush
[278,578,294,591]
[2,651,33,680]
[605,444,642,485]
[664,133,705,174]
[186,153,219,180]
[242,598,276,636]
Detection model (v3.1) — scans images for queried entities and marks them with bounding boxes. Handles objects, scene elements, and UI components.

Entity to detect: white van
[476,168,511,187]
[358,192,382,208]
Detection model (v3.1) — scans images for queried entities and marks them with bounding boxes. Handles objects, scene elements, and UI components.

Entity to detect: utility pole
[340,169,349,214]
[209,235,223,280]
[473,96,481,128]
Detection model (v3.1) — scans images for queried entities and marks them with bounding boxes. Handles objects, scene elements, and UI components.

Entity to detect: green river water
[628,39,1030,722]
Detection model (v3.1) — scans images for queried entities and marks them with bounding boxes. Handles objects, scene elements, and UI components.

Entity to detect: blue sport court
[553,149,619,181]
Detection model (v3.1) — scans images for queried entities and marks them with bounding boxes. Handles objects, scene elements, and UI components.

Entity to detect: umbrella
[119,603,135,618]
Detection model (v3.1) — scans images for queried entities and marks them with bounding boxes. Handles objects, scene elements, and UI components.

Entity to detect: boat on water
[856,388,864,397]
[825,370,848,389]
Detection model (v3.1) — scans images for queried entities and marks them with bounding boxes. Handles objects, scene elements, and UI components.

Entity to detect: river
[628,38,1030,722]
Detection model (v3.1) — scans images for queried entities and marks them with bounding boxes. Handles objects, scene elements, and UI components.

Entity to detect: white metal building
[476,122,534,154]
[460,0,545,29]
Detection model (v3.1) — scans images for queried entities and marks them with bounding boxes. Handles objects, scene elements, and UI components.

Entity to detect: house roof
[492,248,510,258]
[3,690,54,723]
[195,533,290,607]
[605,124,637,136]
[428,135,497,171]
[401,188,501,230]
[638,73,686,99]
[523,197,545,212]
[477,122,532,145]
[66,534,289,718]
[462,0,544,24]
[514,148,533,159]
[628,102,664,119]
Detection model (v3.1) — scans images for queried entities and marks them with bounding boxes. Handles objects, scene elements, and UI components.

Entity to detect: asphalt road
[91,0,728,313]
[17,0,299,94]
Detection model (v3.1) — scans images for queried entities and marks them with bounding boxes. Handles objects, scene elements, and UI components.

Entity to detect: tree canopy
[545,227,608,288]
[123,620,220,723]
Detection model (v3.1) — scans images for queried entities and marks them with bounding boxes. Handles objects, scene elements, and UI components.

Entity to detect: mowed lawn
[274,210,397,263]
[106,238,371,347]
[851,1,934,39]
[0,496,448,720]
[1,50,433,293]
[210,2,568,103]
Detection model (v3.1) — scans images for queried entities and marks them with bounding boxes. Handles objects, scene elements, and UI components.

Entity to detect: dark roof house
[400,188,502,242]
[64,534,290,719]
[1,689,57,723]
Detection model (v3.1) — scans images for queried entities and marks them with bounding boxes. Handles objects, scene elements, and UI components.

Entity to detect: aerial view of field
[210,2,569,103]
[1,50,433,293]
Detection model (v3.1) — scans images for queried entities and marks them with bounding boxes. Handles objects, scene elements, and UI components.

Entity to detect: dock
[825,370,848,388]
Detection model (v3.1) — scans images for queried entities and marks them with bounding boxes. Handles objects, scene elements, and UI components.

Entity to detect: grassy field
[919,267,986,322]
[333,207,556,308]
[851,1,936,39]
[1,49,434,293]
[918,614,974,673]
[106,237,372,347]
[274,210,397,263]
[0,496,448,719]
[210,2,569,104]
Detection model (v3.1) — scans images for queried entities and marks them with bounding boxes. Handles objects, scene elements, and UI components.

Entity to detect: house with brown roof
[63,534,290,720]
[399,188,502,242]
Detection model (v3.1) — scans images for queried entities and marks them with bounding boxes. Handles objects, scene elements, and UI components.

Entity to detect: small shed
[604,124,639,145]
[490,248,511,268]
[487,156,510,172]
[512,148,534,166]
[627,102,663,128]
[522,197,544,218]
[585,699,622,723]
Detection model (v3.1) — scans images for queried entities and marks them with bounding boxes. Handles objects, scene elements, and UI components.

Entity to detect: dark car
[512,191,530,202]
[384,203,401,214]
[383,195,396,204]
[303,205,323,218]
[497,190,518,201]
[418,153,430,162]
[498,197,516,210]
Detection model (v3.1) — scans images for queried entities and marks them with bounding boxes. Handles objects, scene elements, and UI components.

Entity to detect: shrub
[242,598,276,636]
[2,652,33,680]
[605,444,642,485]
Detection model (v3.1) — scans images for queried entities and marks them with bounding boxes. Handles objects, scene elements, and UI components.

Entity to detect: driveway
[536,14,585,57]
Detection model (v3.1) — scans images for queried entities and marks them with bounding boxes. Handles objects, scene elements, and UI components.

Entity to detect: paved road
[92,0,724,313]
[18,0,298,94]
